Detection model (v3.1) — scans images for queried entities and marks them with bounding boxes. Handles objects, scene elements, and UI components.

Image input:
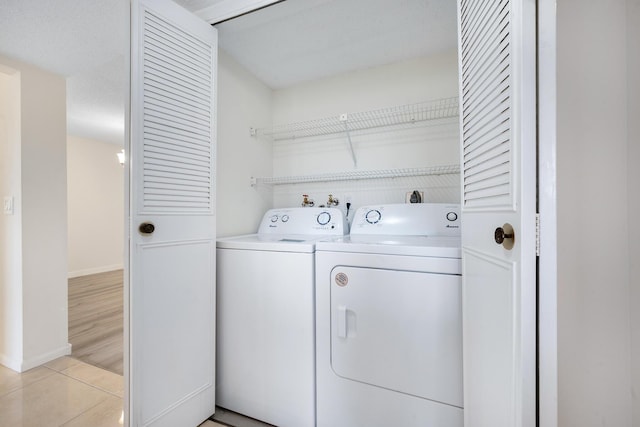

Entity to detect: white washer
[315,203,463,427]
[216,207,347,427]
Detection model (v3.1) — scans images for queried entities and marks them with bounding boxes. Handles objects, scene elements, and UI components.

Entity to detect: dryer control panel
[258,207,348,235]
[351,203,461,236]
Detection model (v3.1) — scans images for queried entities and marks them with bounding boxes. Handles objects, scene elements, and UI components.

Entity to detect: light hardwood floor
[68,270,124,376]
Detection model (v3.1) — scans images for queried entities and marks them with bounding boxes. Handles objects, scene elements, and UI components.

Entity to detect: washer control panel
[258,207,347,235]
[351,203,461,236]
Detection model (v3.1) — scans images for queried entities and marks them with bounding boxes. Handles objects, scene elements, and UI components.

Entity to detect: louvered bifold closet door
[139,8,215,214]
[129,1,218,426]
[457,0,537,426]
[459,0,513,210]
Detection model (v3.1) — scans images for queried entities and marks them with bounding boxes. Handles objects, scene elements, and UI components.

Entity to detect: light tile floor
[211,407,274,427]
[0,356,226,427]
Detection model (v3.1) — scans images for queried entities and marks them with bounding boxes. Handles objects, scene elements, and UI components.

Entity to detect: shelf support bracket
[340,114,357,167]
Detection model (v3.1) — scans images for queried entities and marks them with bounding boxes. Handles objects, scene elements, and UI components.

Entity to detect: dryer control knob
[446,212,458,221]
[281,215,289,222]
[270,215,278,222]
[317,211,331,225]
[365,209,382,224]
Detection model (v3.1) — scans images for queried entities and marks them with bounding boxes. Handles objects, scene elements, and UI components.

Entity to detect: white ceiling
[0,0,457,145]
[211,0,457,89]
[0,0,128,145]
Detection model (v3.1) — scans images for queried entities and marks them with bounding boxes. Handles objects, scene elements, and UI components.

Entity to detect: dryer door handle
[337,305,348,338]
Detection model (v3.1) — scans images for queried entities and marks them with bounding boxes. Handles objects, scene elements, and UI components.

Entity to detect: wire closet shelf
[251,164,460,186]
[257,97,459,141]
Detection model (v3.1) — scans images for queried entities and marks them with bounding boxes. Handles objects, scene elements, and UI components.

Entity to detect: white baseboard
[68,264,123,278]
[0,352,22,372]
[1,343,72,373]
[21,343,72,372]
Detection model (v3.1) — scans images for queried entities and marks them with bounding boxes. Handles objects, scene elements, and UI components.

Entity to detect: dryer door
[330,266,462,408]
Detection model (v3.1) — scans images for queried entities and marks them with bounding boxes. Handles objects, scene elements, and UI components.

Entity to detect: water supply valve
[327,194,339,207]
[302,194,315,207]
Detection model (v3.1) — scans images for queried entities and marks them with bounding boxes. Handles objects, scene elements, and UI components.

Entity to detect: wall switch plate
[3,196,14,215]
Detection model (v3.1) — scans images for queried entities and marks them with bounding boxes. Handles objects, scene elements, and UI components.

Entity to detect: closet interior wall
[267,51,460,213]
[216,49,460,236]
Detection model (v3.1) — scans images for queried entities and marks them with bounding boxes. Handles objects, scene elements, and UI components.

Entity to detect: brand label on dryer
[335,272,348,287]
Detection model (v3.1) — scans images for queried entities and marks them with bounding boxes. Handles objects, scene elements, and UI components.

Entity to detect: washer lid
[217,233,339,253]
[315,235,462,258]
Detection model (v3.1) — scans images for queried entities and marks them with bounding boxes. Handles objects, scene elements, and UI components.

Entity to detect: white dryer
[315,203,463,427]
[216,207,347,427]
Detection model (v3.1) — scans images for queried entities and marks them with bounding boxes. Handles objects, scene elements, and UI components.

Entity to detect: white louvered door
[129,1,217,426]
[457,1,536,426]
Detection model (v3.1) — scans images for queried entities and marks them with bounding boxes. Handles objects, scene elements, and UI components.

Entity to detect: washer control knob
[281,215,289,222]
[446,212,458,221]
[365,209,382,224]
[270,215,278,222]
[317,211,331,225]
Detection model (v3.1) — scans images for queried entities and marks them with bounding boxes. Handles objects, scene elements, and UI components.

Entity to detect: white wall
[0,54,69,372]
[272,52,459,123]
[216,50,460,232]
[216,49,274,237]
[67,135,124,277]
[270,52,460,211]
[0,66,23,370]
[627,0,640,424]
[557,1,634,425]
